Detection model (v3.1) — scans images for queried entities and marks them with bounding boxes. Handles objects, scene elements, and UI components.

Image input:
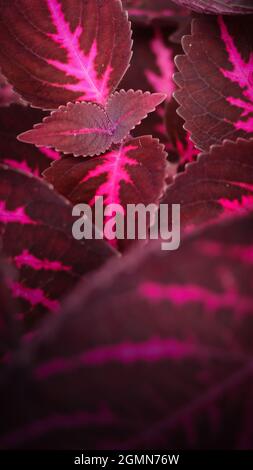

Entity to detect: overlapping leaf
[0,104,62,177]
[0,166,114,336]
[163,139,253,231]
[1,213,253,448]
[44,136,168,208]
[0,0,132,109]
[174,16,253,151]
[18,91,165,157]
[171,0,253,14]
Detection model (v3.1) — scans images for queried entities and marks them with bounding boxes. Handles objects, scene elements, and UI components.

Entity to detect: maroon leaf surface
[162,139,253,232]
[174,16,253,151]
[18,91,165,157]
[44,135,171,250]
[0,0,132,109]
[44,136,169,207]
[107,90,166,143]
[122,0,188,25]
[1,213,253,449]
[0,104,62,177]
[0,166,115,336]
[165,98,198,168]
[171,0,253,14]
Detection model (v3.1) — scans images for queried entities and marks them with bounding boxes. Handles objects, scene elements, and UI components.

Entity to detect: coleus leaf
[43,136,171,251]
[0,0,132,109]
[122,0,189,25]
[1,213,253,449]
[121,27,179,147]
[165,98,198,168]
[171,0,253,14]
[18,91,166,157]
[0,104,61,177]
[174,16,253,151]
[162,138,253,232]
[0,166,114,336]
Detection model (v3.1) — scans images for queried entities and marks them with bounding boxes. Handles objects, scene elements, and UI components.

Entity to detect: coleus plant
[0,165,114,349]
[0,213,253,449]
[0,0,172,250]
[0,0,253,453]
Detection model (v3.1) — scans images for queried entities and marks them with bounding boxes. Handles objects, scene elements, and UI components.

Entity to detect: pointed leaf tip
[18,91,166,157]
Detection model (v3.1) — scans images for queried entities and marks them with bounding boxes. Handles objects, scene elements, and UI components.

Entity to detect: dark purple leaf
[0,0,132,109]
[0,166,115,336]
[19,102,114,158]
[174,16,253,151]
[162,138,253,232]
[1,213,253,449]
[18,91,166,157]
[44,136,172,251]
[171,0,253,14]
[0,104,62,177]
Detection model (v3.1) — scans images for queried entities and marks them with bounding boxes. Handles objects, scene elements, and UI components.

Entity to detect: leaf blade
[18,92,166,157]
[1,213,253,448]
[107,89,166,143]
[174,16,253,151]
[162,138,253,232]
[44,135,171,251]
[18,102,114,157]
[0,0,132,109]
[0,165,115,336]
